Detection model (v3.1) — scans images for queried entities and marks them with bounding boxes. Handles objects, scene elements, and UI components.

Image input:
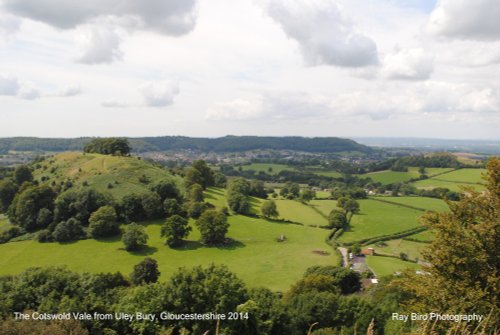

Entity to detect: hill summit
[32,152,182,199]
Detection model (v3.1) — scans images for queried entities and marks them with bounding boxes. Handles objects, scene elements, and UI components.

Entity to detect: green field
[366,256,420,277]
[314,191,332,199]
[360,167,454,185]
[367,239,428,260]
[411,168,486,192]
[0,215,338,291]
[309,200,340,216]
[337,199,424,243]
[33,152,182,200]
[240,163,296,175]
[370,196,449,212]
[407,230,434,242]
[311,170,343,178]
[204,187,264,215]
[275,200,327,226]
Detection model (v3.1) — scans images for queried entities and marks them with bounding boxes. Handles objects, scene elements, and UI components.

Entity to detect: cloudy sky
[1,0,499,139]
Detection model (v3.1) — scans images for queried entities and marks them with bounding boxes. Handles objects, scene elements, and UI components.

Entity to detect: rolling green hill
[32,152,183,199]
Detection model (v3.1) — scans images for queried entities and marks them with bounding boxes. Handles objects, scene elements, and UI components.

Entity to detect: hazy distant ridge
[0,136,372,154]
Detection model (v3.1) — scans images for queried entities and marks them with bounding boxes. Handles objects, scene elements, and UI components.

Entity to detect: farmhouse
[361,248,375,256]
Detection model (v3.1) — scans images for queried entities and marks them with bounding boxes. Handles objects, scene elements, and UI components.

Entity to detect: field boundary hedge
[341,226,427,246]
[369,197,429,212]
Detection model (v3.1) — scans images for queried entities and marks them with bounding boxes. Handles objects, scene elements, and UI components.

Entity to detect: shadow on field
[128,246,158,256]
[175,239,246,251]
[176,240,204,251]
[95,235,121,243]
[216,239,245,250]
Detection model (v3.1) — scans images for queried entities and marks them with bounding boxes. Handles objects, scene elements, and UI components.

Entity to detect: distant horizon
[1,134,500,142]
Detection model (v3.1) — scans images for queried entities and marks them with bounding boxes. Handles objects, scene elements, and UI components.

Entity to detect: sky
[0,0,499,139]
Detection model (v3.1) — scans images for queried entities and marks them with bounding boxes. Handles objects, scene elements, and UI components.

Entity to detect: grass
[204,187,265,215]
[411,168,486,192]
[314,191,332,199]
[240,163,296,175]
[360,167,454,185]
[337,199,425,243]
[407,230,434,242]
[275,200,327,226]
[33,152,182,200]
[367,239,428,260]
[311,170,343,178]
[366,255,420,277]
[370,196,449,212]
[309,200,340,216]
[0,215,337,291]
[430,168,485,183]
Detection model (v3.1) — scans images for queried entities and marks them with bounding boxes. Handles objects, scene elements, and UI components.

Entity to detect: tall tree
[130,257,160,285]
[88,205,119,238]
[261,200,279,219]
[122,223,148,251]
[0,179,17,212]
[161,214,191,247]
[191,160,215,189]
[14,165,33,185]
[399,158,499,331]
[195,209,229,245]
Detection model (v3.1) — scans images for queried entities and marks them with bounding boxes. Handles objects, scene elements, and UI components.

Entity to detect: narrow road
[338,247,349,267]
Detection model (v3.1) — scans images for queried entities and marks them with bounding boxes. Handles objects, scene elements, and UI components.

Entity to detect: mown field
[336,199,425,243]
[0,215,337,291]
[32,152,182,200]
[274,200,327,226]
[359,167,454,185]
[309,200,340,216]
[366,256,420,277]
[370,196,449,212]
[411,168,486,191]
[367,239,428,261]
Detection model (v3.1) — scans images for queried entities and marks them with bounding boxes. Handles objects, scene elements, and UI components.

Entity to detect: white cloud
[0,74,19,95]
[382,48,434,80]
[206,93,333,121]
[75,24,124,64]
[0,13,21,41]
[427,0,500,40]
[17,84,40,100]
[2,0,198,35]
[264,0,378,67]
[101,99,128,108]
[206,98,265,120]
[140,81,180,107]
[56,84,81,97]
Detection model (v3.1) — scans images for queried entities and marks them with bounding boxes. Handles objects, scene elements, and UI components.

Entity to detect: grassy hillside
[0,215,338,291]
[32,152,182,199]
[367,239,428,261]
[360,167,454,185]
[411,168,486,191]
[275,200,327,226]
[337,199,424,243]
[370,196,449,212]
[366,256,420,277]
